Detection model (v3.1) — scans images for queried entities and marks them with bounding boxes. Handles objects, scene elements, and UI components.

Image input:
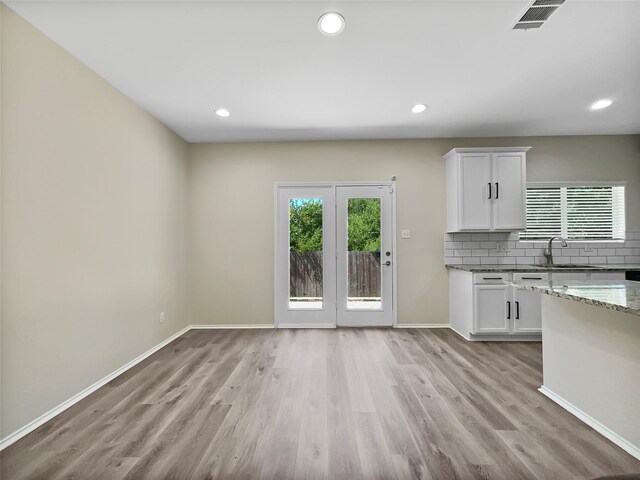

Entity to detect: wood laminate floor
[2,328,639,480]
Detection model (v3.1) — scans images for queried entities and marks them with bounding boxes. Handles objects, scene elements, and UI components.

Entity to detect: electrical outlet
[401,229,411,239]
[159,312,165,324]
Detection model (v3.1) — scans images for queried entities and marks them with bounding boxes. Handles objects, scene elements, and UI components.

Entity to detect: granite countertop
[446,264,640,273]
[506,279,640,316]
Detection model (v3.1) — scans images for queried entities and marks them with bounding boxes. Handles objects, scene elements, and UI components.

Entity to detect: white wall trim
[391,182,398,328]
[0,325,191,451]
[276,323,334,329]
[539,386,640,461]
[395,323,450,328]
[469,334,541,342]
[448,325,471,340]
[190,324,275,329]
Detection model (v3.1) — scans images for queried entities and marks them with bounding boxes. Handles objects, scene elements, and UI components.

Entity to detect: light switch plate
[401,229,411,239]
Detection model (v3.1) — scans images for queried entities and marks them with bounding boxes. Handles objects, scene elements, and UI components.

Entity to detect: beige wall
[2,0,639,443]
[187,135,639,327]
[1,6,189,437]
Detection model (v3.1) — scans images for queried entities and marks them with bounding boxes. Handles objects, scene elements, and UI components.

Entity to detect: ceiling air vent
[513,0,565,30]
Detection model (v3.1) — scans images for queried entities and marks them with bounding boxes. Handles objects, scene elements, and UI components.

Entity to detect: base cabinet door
[511,272,546,334]
[513,289,542,333]
[474,285,510,334]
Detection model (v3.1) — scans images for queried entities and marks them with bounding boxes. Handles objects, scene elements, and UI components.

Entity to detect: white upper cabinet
[459,153,492,230]
[444,147,530,232]
[492,152,527,230]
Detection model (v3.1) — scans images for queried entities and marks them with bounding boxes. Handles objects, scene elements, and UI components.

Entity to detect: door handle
[495,182,499,199]
[488,183,492,199]
[515,301,520,320]
[507,301,511,319]
[383,261,391,266]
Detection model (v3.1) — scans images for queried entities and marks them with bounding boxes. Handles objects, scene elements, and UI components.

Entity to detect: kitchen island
[507,278,640,460]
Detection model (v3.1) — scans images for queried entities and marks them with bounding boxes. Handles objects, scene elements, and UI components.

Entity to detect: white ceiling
[7,1,640,143]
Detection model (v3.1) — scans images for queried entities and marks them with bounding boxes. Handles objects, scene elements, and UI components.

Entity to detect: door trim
[273,182,397,328]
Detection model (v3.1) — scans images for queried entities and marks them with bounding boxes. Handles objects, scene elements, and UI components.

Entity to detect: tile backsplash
[444,230,640,266]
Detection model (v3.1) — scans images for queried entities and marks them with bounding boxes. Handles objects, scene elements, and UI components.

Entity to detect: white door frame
[274,182,397,328]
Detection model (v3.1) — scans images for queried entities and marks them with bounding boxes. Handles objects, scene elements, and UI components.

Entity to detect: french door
[275,184,394,328]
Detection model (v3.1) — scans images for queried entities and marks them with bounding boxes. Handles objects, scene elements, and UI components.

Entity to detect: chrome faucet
[544,236,568,266]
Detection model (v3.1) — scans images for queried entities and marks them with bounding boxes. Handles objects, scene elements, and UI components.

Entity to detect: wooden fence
[289,251,381,298]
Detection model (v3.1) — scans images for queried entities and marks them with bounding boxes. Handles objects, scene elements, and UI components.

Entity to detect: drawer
[588,272,625,281]
[513,272,549,282]
[474,273,510,284]
[551,272,589,282]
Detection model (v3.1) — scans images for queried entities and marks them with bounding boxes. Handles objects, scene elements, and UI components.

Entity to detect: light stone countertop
[446,264,640,273]
[506,279,640,316]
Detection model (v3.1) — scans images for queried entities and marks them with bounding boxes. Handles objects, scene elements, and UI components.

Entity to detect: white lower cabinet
[512,288,542,334]
[474,285,511,333]
[450,269,626,341]
[511,272,546,334]
[449,269,547,340]
[474,274,547,335]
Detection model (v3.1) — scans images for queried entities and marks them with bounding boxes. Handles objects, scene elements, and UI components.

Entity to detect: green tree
[289,198,381,253]
[347,199,380,252]
[289,199,323,252]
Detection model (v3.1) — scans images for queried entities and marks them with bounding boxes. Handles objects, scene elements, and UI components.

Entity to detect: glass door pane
[347,198,381,310]
[289,198,323,309]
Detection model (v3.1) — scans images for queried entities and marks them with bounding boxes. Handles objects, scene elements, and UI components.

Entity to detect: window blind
[520,184,625,241]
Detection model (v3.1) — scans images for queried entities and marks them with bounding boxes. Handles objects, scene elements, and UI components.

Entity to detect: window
[520,183,625,241]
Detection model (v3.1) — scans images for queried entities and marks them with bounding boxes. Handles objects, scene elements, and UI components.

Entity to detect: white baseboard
[190,324,274,329]
[448,325,471,340]
[469,334,541,342]
[395,323,450,328]
[0,326,191,451]
[276,323,335,329]
[539,386,640,461]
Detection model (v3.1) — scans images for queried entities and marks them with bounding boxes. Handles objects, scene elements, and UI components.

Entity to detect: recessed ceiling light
[411,104,428,114]
[214,108,230,118]
[318,12,345,35]
[590,99,613,111]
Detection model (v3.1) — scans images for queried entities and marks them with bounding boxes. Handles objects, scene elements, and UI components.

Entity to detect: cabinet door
[492,152,526,230]
[513,288,542,334]
[474,285,510,333]
[459,153,492,230]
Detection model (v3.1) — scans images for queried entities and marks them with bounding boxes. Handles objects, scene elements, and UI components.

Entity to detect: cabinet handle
[507,301,511,319]
[495,182,499,198]
[488,183,492,199]
[515,301,520,320]
[483,277,503,280]
[522,276,543,280]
